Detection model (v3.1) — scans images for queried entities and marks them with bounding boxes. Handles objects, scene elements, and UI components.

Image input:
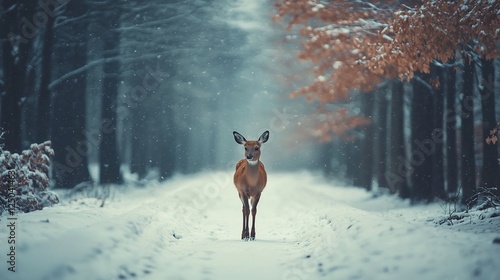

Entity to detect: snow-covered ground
[1,171,499,280]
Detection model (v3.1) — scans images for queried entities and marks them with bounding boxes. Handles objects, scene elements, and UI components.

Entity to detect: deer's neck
[247,159,259,167]
[245,160,260,184]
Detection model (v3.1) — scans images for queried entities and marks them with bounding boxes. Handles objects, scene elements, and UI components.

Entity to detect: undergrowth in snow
[0,141,59,215]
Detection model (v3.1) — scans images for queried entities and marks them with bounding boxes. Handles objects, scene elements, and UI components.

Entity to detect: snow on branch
[49,50,195,90]
[364,0,500,80]
[276,0,396,103]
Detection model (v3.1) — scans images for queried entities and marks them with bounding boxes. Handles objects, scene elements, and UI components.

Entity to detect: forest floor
[1,171,500,280]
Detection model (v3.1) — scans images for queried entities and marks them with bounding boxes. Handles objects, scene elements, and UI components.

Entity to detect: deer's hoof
[250,237,255,241]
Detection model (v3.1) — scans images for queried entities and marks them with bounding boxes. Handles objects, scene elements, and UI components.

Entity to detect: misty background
[0,0,320,189]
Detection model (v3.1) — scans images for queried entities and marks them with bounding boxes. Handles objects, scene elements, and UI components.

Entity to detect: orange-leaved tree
[362,0,500,204]
[274,0,400,140]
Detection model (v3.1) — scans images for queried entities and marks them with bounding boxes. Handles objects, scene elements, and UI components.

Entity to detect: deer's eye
[255,147,259,151]
[245,148,248,151]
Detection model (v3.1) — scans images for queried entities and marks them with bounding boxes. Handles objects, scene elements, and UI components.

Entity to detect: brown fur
[234,159,267,198]
[232,131,269,240]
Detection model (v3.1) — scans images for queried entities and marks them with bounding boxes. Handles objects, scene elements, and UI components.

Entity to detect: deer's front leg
[250,193,261,241]
[241,195,250,241]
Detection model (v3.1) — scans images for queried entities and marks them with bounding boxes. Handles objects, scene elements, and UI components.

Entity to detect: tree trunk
[345,138,360,184]
[411,72,434,202]
[319,142,334,177]
[353,92,374,190]
[51,0,92,188]
[445,63,458,195]
[431,63,445,199]
[479,58,498,200]
[159,121,176,180]
[374,89,388,189]
[460,58,476,205]
[37,13,55,143]
[130,109,148,179]
[99,5,123,185]
[174,97,191,174]
[0,1,35,153]
[164,88,177,179]
[387,79,410,197]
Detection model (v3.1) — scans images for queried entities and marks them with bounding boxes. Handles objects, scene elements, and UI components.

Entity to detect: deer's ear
[258,130,269,144]
[233,131,247,145]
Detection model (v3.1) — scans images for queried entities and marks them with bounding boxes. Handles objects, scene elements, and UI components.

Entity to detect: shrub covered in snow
[0,141,59,215]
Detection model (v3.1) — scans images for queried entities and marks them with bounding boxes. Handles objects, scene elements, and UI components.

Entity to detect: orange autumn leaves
[275,0,395,103]
[486,122,500,145]
[274,0,395,140]
[274,0,500,140]
[366,0,500,80]
[313,108,371,142]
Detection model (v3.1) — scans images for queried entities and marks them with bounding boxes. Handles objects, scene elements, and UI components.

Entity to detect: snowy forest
[0,0,499,279]
[273,0,500,205]
[1,0,499,209]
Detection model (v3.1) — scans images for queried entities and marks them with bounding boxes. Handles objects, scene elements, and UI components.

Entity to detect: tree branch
[48,50,198,90]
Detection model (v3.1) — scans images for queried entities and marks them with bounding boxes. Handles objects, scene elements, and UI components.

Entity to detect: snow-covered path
[1,171,499,280]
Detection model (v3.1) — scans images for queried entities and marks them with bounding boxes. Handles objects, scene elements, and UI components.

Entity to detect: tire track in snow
[144,171,341,280]
[148,171,300,280]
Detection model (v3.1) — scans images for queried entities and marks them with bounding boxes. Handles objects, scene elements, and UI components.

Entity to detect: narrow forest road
[1,171,499,280]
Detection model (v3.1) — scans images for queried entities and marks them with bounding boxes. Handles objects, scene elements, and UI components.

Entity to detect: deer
[232,130,269,241]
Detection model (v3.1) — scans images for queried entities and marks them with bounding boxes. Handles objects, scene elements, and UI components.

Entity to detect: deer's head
[233,131,269,165]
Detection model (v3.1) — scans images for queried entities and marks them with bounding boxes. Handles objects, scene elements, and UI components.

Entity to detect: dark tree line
[318,57,499,207]
[0,0,252,188]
